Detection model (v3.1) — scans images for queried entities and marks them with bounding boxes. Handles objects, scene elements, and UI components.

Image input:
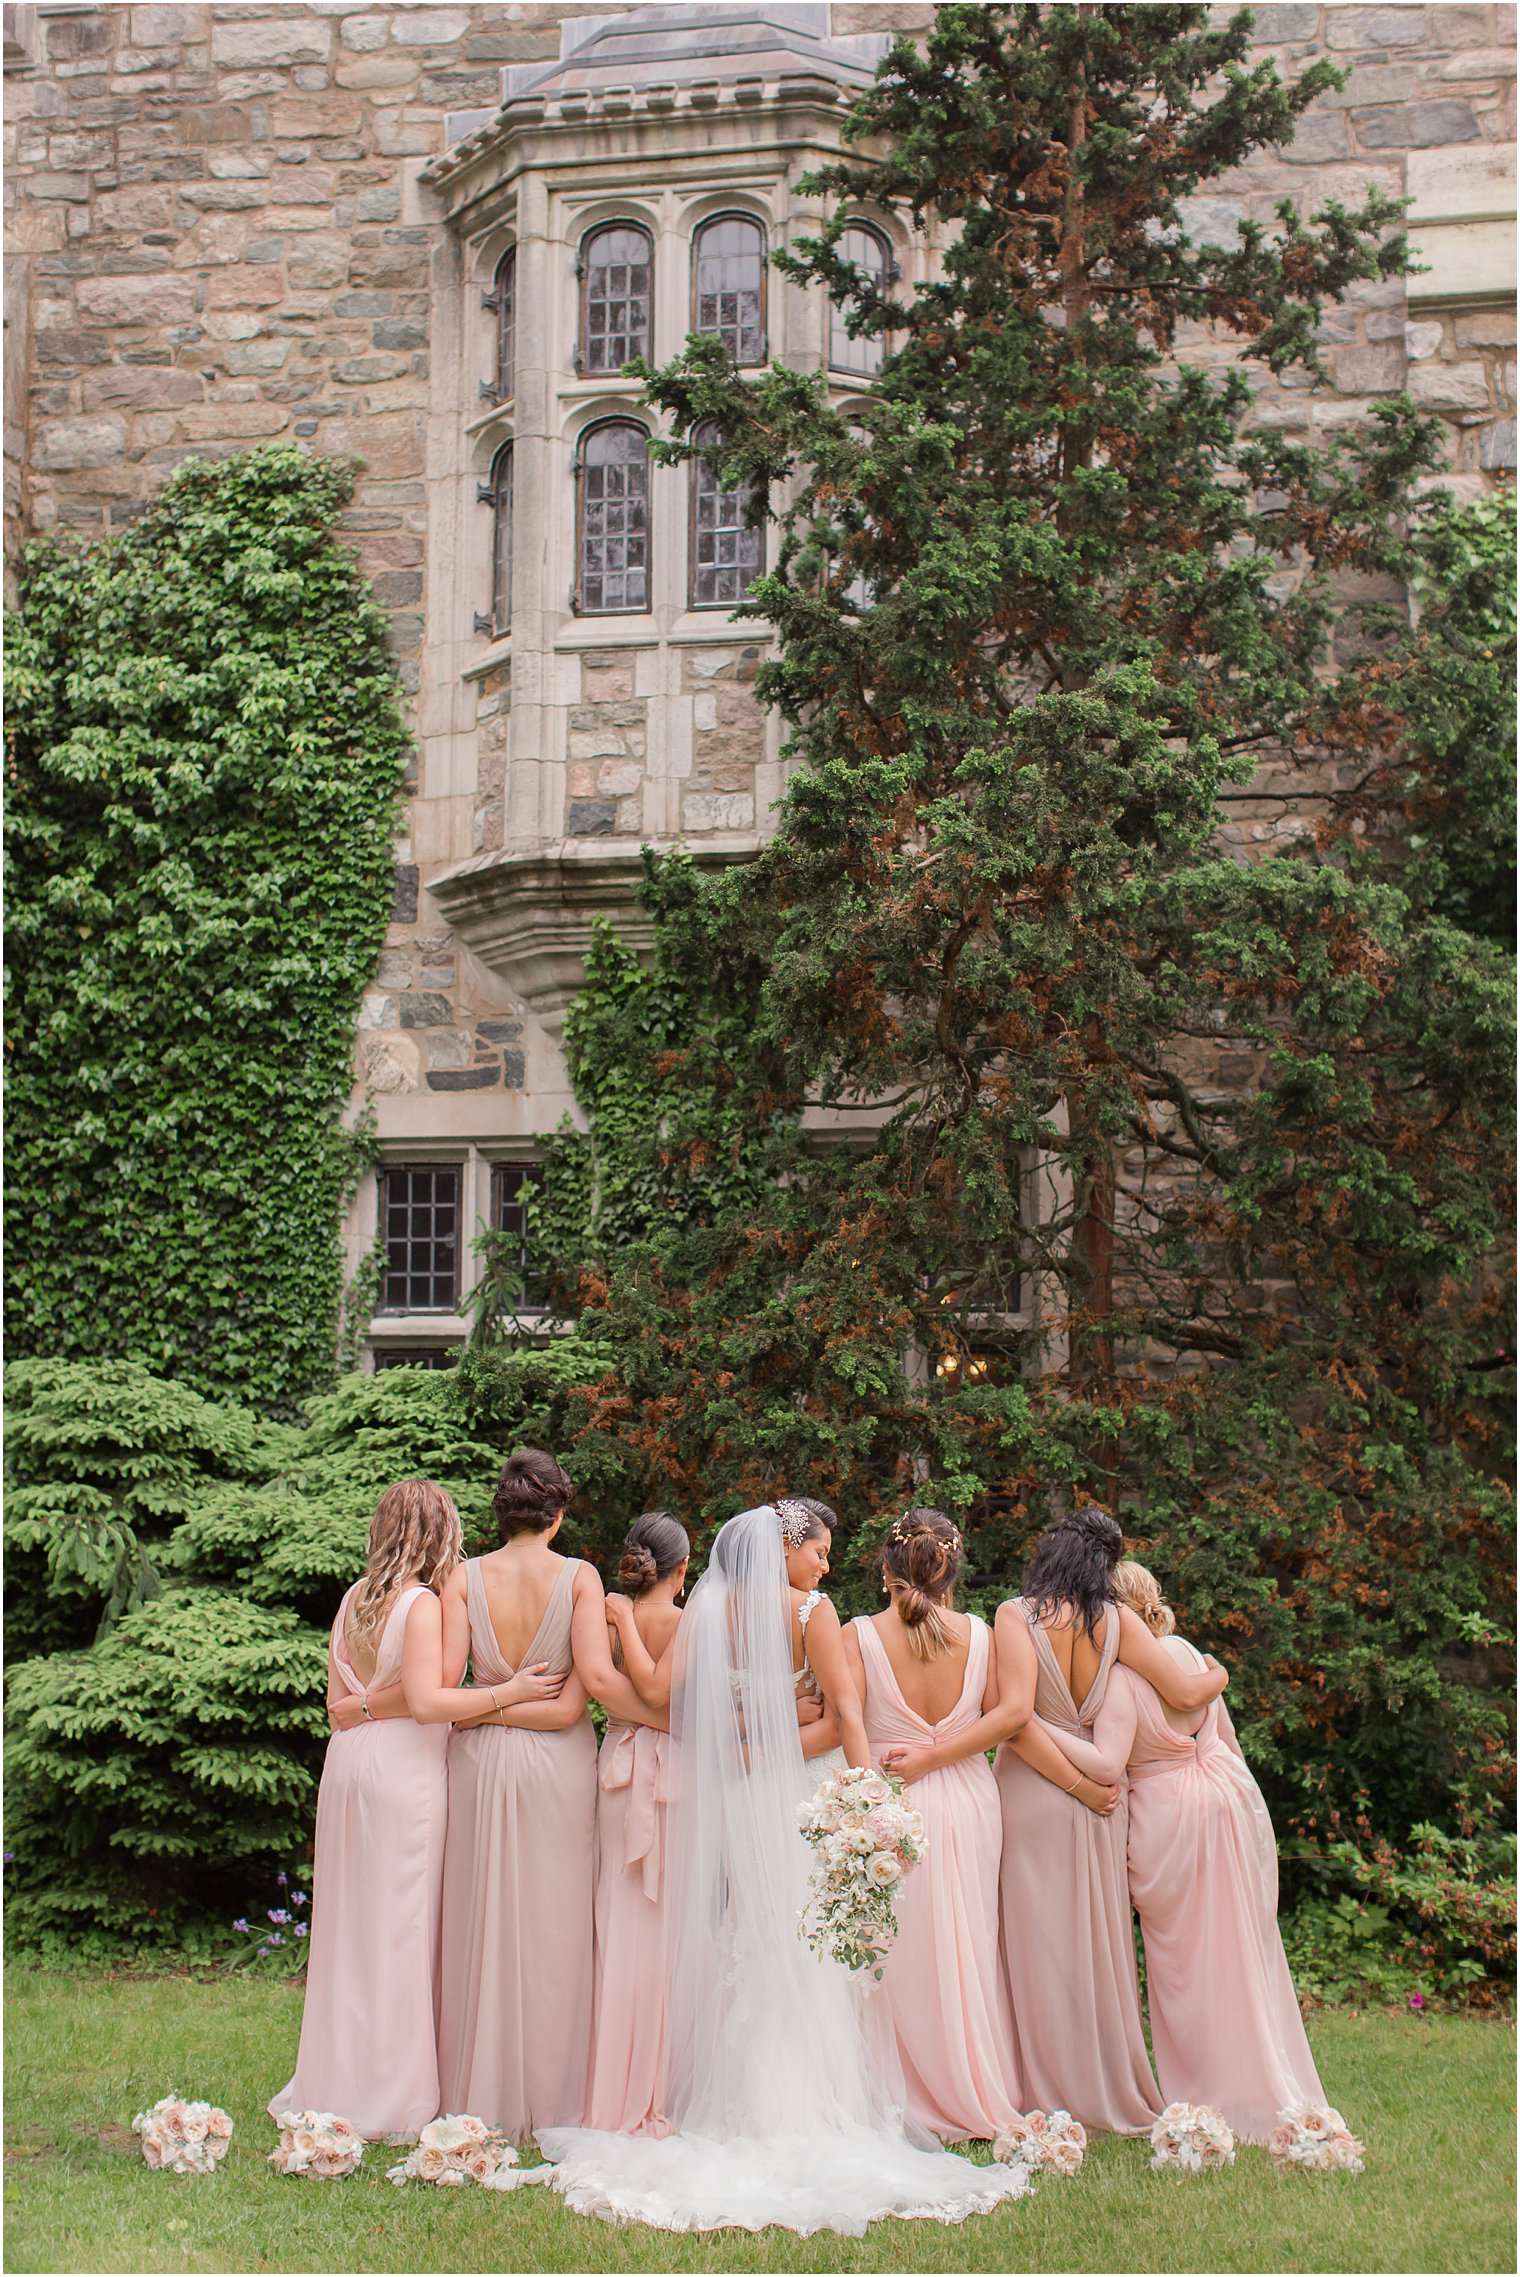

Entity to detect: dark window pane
[689,420,763,609]
[693,215,765,366]
[490,445,513,634]
[582,224,651,374]
[491,1162,546,1308]
[579,422,650,614]
[495,246,516,402]
[829,223,890,377]
[379,1165,461,1311]
[374,1346,460,1371]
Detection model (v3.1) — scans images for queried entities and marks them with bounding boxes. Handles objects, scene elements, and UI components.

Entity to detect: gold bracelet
[1063,1769,1085,1795]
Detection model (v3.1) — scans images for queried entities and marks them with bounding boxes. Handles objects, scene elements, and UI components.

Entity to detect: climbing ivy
[5,447,409,1414]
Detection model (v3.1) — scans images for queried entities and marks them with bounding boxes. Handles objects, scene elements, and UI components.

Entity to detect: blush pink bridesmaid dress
[270,1583,447,2139]
[1122,1640,1327,2142]
[994,1601,1161,2134]
[435,1555,597,2139]
[851,1614,1024,2142]
[584,1717,670,2134]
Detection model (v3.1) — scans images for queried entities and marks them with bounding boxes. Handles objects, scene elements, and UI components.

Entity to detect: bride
[536,1506,1030,2235]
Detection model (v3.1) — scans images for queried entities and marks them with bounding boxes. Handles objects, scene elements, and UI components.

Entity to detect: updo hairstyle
[883,1507,963,1660]
[1114,1558,1176,1637]
[617,1510,690,1596]
[494,1447,573,1542]
[776,1495,836,1544]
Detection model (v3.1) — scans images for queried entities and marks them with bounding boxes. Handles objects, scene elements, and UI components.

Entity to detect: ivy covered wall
[5,448,409,1414]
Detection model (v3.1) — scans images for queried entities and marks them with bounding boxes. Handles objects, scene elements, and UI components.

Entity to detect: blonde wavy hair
[1114,1559,1176,1638]
[349,1479,464,1642]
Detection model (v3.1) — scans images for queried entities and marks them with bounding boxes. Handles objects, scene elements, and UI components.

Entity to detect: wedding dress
[536,1508,1030,2235]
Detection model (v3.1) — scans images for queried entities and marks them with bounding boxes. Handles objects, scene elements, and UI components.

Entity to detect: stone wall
[4,0,1513,1354]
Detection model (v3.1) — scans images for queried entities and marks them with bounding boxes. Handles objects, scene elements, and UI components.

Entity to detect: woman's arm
[800,1698,843,1760]
[1117,1606,1228,1710]
[800,1600,871,1770]
[400,1593,563,1726]
[568,1568,666,1730]
[441,1567,472,1688]
[605,1594,674,1713]
[1025,1672,1139,1784]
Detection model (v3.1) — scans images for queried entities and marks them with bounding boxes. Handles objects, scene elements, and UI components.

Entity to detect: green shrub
[1282,1808,1517,2009]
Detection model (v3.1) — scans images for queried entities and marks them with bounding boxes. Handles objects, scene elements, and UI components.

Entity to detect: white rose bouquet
[796,1764,926,1979]
[1149,2102,1236,2173]
[268,2109,365,2178]
[131,2093,234,2175]
[1268,2102,1365,2174]
[386,2113,539,2189]
[994,2108,1087,2177]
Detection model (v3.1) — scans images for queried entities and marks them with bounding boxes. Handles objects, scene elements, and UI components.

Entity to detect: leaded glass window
[689,420,763,609]
[493,245,516,402]
[577,421,650,614]
[580,223,651,375]
[488,442,513,635]
[693,214,765,367]
[492,1162,547,1308]
[828,223,891,378]
[380,1165,459,1311]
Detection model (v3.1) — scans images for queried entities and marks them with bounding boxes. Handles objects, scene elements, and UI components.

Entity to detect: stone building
[4,0,1514,1369]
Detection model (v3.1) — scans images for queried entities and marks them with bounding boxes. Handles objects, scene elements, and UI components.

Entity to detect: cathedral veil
[536,1507,1030,2234]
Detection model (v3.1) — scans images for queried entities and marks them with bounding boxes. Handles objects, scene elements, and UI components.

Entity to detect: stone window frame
[688,418,765,611]
[573,415,654,617]
[828,219,898,379]
[577,218,655,380]
[691,210,769,369]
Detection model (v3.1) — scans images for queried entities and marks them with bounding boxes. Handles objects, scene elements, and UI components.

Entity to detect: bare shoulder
[572,1558,605,1601]
[441,1563,469,1601]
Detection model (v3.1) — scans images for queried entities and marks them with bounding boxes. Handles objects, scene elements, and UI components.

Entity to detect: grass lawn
[2,1972,1513,2275]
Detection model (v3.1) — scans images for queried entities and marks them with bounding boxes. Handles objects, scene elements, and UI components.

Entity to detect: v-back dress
[852,1614,1023,2142]
[435,1555,598,2139]
[271,1582,447,2139]
[1123,1638,1326,2141]
[993,1600,1160,2134]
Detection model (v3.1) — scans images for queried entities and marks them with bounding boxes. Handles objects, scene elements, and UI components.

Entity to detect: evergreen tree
[534,4,1513,1834]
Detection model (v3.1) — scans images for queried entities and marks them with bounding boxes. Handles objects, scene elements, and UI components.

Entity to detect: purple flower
[291,1891,308,1908]
[269,1932,285,1947]
[1409,1992,1425,2010]
[275,1871,288,1887]
[232,1918,249,1934]
[257,1943,273,1956]
[293,1923,308,1940]
[3,1851,14,1864]
[267,1908,290,1925]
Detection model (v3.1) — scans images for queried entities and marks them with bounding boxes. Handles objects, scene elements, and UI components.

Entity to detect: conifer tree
[543,5,1513,1830]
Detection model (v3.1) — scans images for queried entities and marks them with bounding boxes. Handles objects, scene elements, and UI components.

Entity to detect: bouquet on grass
[797,1765,926,1979]
[1149,2102,1236,2172]
[386,2114,537,2189]
[132,2094,233,2174]
[1269,2103,1365,2173]
[995,2109,1088,2176]
[269,2109,365,2178]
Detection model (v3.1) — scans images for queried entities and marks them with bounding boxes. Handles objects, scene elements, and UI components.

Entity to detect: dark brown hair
[494,1447,573,1542]
[1023,1504,1124,1636]
[617,1510,690,1596]
[883,1507,962,1660]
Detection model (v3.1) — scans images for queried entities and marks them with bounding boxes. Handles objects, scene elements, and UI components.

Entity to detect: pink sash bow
[599,1723,667,1902]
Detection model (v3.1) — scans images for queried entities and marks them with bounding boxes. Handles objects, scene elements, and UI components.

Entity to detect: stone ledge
[429,833,762,1035]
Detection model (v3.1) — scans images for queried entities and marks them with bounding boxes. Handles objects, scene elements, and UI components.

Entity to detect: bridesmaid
[435,1447,653,2140]
[840,1509,1024,2142]
[271,1480,556,2138]
[990,1505,1229,2134]
[1039,1559,1328,2142]
[588,1511,689,2134]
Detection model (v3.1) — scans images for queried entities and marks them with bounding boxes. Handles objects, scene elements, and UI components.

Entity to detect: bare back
[866,1608,975,1726]
[342,1576,424,1686]
[476,1544,570,1671]
[1032,1605,1109,1716]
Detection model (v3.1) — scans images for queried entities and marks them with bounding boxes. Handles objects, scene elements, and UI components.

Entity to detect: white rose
[422,2116,473,2155]
[866,1850,902,1888]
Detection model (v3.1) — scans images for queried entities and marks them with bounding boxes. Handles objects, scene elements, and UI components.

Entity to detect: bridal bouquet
[995,2109,1087,2177]
[132,2093,234,2175]
[797,1765,926,1979]
[386,2114,532,2189]
[269,2109,365,2179]
[1149,2102,1236,2173]
[1268,2102,1365,2174]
